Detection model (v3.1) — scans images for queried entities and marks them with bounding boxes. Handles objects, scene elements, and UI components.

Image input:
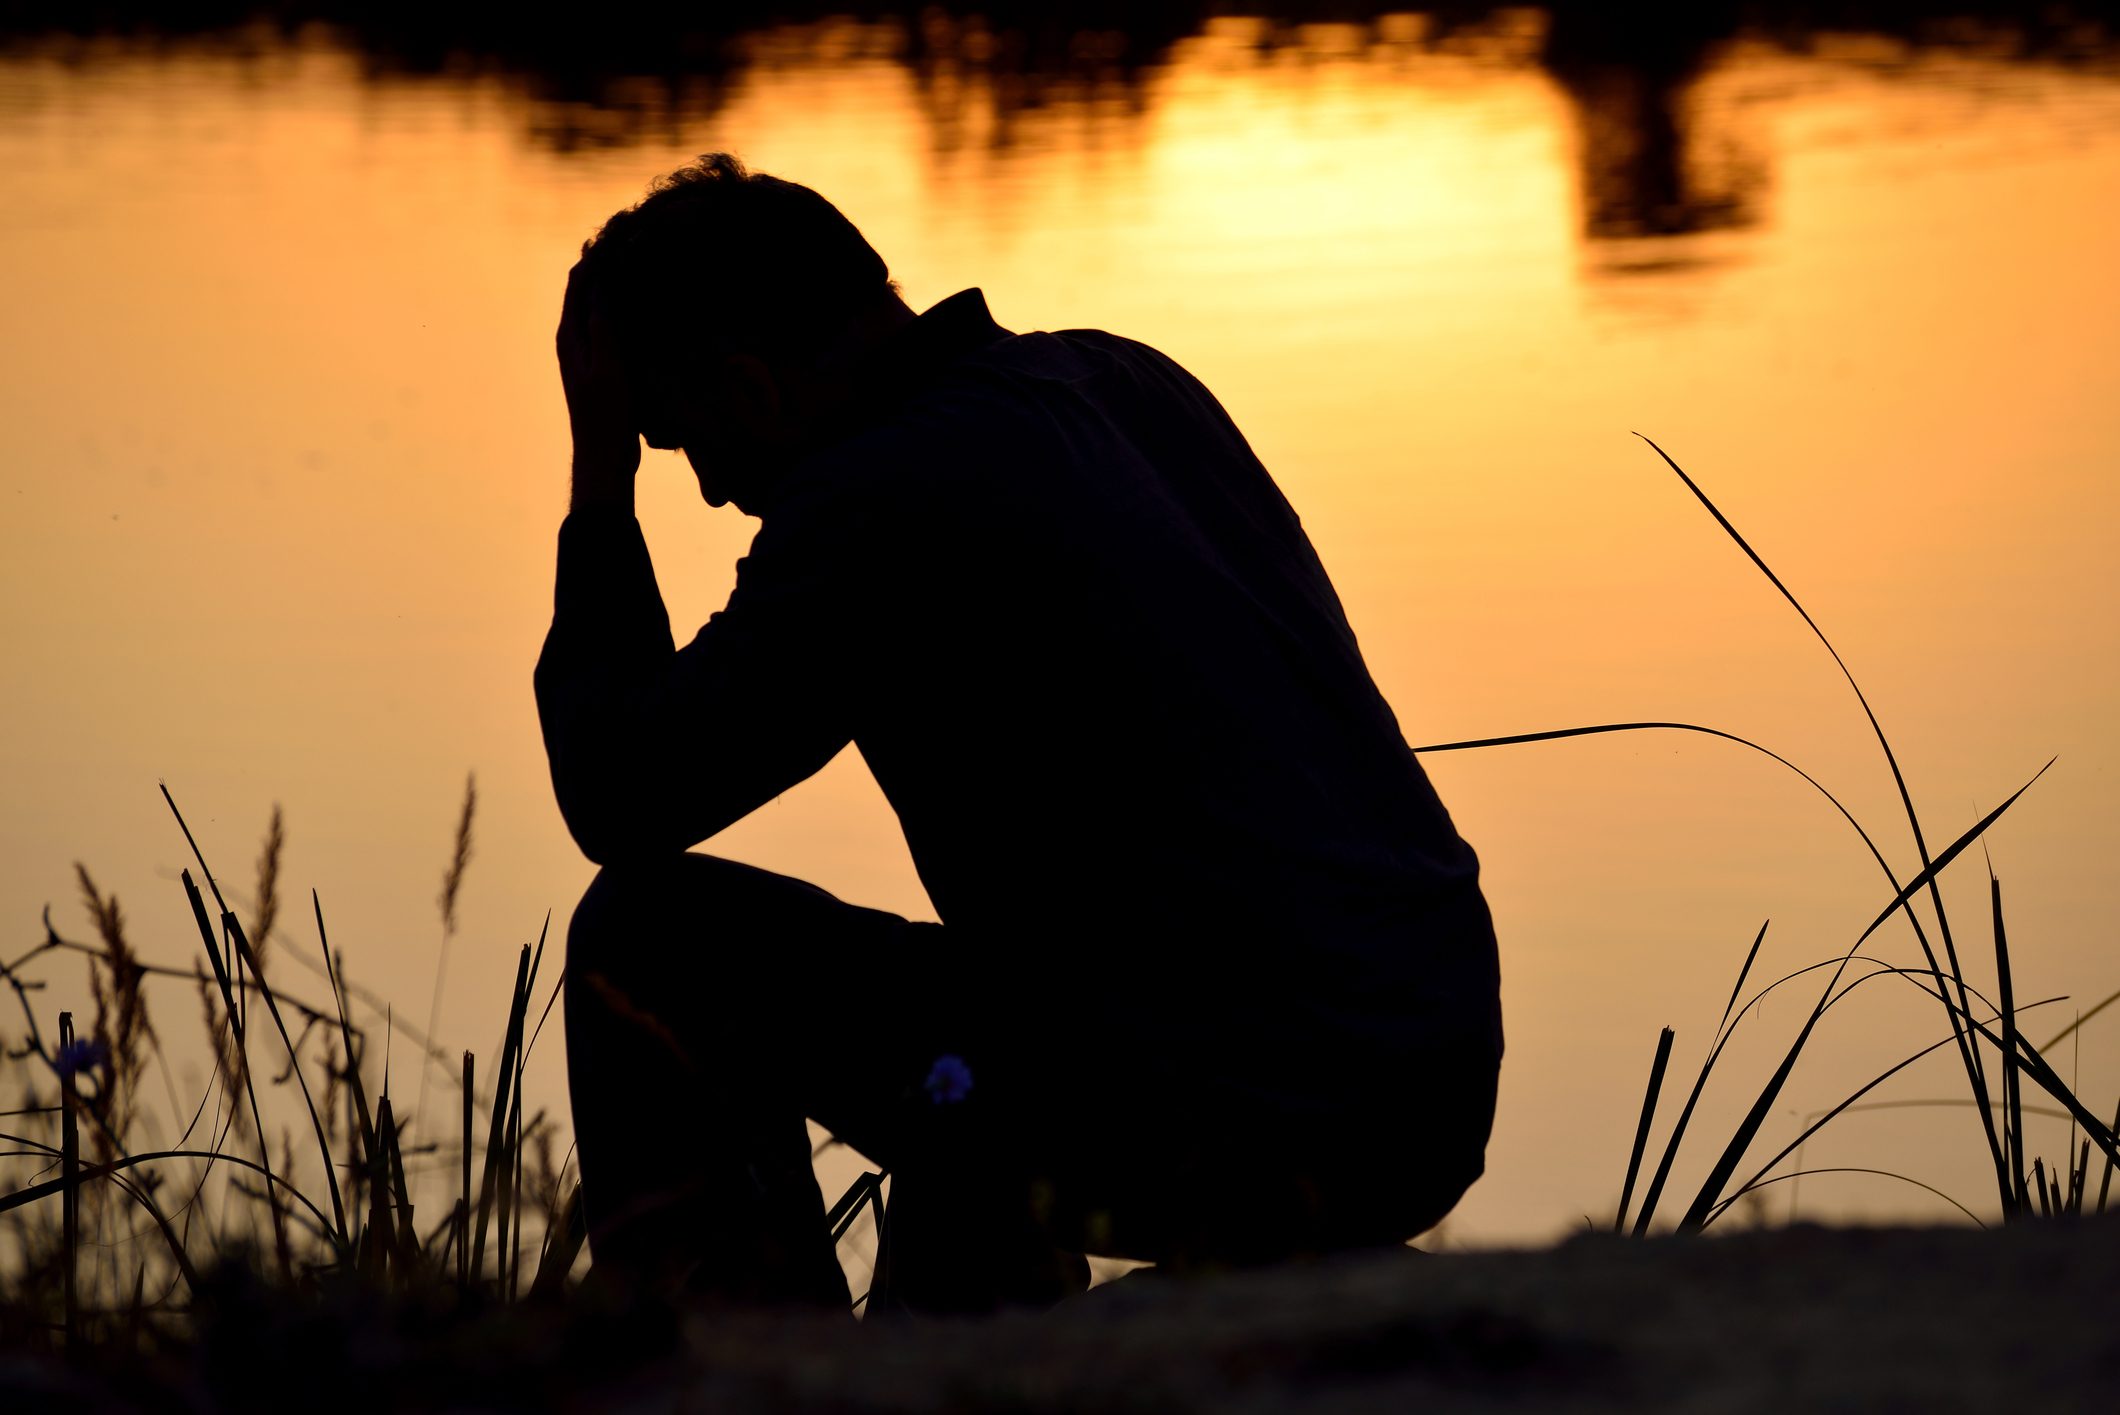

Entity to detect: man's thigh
[565,852,1062,1170]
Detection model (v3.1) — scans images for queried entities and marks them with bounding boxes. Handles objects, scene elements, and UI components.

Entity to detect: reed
[1418,437,2116,1232]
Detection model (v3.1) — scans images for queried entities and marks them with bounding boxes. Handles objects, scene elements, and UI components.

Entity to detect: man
[536,153,1501,1315]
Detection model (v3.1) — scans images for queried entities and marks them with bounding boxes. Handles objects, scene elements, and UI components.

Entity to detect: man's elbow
[559,810,631,869]
[550,752,728,867]
[549,751,658,867]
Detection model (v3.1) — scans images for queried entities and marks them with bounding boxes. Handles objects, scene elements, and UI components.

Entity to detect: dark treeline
[5,3,2115,236]
[8,2,2117,85]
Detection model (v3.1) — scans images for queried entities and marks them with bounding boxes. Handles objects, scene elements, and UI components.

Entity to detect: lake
[3,4,2118,1249]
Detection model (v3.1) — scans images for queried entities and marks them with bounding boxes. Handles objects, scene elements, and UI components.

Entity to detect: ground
[7,1216,2116,1411]
[687,1217,2118,1413]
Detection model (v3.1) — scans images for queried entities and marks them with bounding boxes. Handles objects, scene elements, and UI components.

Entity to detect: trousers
[562,852,1499,1313]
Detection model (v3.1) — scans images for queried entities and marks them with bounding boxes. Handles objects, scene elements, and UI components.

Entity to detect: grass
[0,776,591,1357]
[1413,435,2119,1234]
[3,437,2117,1384]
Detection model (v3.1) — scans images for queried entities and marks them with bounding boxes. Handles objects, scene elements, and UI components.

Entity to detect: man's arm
[533,507,854,864]
[537,258,852,863]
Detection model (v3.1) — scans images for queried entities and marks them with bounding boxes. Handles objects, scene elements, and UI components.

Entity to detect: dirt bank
[8,1217,2114,1411]
[665,1217,2119,1413]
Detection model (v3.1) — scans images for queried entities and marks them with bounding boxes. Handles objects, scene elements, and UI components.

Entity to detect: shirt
[535,288,1502,1088]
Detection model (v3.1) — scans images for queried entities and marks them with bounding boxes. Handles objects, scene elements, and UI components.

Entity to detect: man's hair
[579,152,894,379]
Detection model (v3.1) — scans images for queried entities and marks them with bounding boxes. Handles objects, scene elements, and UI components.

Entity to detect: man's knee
[568,853,763,961]
[565,852,861,1002]
[568,858,678,984]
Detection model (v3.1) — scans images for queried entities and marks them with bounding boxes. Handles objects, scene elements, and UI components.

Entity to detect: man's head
[576,152,906,509]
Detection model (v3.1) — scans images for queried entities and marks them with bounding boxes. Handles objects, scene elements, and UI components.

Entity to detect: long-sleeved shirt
[536,288,1501,1102]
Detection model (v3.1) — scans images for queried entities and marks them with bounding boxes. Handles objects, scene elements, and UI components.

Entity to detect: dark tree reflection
[3,2,2115,233]
[1541,2,1758,240]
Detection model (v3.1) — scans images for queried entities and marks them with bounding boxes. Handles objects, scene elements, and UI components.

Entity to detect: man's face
[633,355,787,513]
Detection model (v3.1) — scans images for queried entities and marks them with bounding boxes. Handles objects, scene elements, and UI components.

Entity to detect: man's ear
[713,354,783,440]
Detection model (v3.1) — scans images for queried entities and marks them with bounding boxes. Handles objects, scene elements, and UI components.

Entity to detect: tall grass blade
[509,1087,527,1300]
[1635,434,2008,1203]
[522,913,562,1063]
[498,1093,515,1300]
[314,893,381,1258]
[364,1097,399,1280]
[1616,1027,1674,1232]
[1962,1018,2120,1169]
[531,1181,586,1300]
[182,869,289,1276]
[1671,991,1831,1231]
[1678,968,2065,1234]
[1718,920,1770,1033]
[181,871,235,1040]
[1632,921,1769,1235]
[2037,986,2120,1053]
[461,1049,473,1290]
[222,910,348,1252]
[1416,715,2008,1200]
[0,1148,335,1234]
[1705,1001,2064,1228]
[506,919,548,1302]
[827,1171,885,1243]
[1712,1167,1986,1227]
[470,945,531,1282]
[383,1100,419,1274]
[1993,873,2029,1216]
[60,1010,80,1347]
[2100,1097,2118,1214]
[161,784,231,914]
[1852,763,2053,952]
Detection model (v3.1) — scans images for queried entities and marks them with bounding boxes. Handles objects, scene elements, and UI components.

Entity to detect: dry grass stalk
[438,774,476,939]
[250,806,284,976]
[76,865,157,1151]
[418,774,478,1141]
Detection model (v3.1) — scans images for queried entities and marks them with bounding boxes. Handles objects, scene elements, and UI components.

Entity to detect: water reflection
[1541,4,1760,241]
[7,4,2117,217]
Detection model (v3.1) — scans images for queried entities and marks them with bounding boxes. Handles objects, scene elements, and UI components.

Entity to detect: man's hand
[558,259,642,512]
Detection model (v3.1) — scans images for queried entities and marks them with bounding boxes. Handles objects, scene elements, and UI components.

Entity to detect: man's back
[704,289,1501,1088]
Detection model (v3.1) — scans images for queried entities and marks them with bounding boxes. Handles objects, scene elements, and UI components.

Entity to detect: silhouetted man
[537,153,1502,1315]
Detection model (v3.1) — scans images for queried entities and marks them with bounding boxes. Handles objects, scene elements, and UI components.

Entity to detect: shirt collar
[865,287,1014,403]
[766,289,1013,510]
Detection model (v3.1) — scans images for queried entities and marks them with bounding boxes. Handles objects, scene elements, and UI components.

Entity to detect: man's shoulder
[772,316,1227,529]
[785,344,1072,494]
[996,322,1196,385]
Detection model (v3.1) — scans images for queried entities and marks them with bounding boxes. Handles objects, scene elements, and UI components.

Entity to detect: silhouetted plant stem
[470,945,531,1283]
[223,909,349,1253]
[1616,1027,1674,1232]
[461,1050,474,1290]
[1631,921,1768,1235]
[1994,873,2029,1217]
[60,1010,80,1349]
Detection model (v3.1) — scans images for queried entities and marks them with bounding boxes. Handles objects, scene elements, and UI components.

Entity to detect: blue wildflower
[54,1037,110,1083]
[923,1054,973,1105]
